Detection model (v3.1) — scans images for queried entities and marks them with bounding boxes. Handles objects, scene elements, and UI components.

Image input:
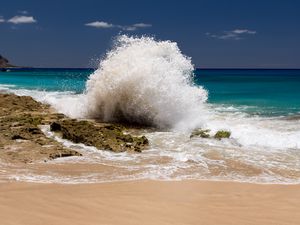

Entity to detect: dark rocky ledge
[0,93,149,164]
[50,120,148,153]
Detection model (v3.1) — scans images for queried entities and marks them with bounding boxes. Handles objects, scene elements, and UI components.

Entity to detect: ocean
[0,36,299,184]
[1,68,300,117]
[196,69,300,117]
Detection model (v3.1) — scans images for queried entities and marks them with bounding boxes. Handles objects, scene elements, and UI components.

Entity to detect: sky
[0,0,299,68]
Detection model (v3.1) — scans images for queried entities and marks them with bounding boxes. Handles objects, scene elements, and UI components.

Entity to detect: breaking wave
[83,35,208,129]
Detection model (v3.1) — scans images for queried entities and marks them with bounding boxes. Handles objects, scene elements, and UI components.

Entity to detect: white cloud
[232,29,256,34]
[85,21,114,28]
[8,15,36,24]
[18,10,29,15]
[206,28,256,40]
[0,17,5,23]
[122,26,137,31]
[132,23,152,28]
[85,21,152,31]
[121,23,152,31]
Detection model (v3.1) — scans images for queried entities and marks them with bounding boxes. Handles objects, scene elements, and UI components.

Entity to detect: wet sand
[0,180,299,225]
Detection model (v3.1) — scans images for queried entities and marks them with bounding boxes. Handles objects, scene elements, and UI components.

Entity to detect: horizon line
[4,67,300,70]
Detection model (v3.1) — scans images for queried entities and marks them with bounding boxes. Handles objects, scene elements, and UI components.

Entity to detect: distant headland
[0,55,33,71]
[0,55,16,68]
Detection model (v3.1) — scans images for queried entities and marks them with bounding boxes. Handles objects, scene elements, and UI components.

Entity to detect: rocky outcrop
[214,130,231,139]
[190,129,210,138]
[0,93,149,163]
[50,120,148,152]
[190,128,231,140]
[0,94,81,163]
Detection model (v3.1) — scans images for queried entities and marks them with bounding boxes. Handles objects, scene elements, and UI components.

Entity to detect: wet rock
[9,125,43,140]
[11,134,26,140]
[214,130,231,139]
[0,93,149,164]
[49,122,61,131]
[0,93,81,163]
[50,119,149,152]
[27,127,41,134]
[190,129,210,138]
[0,94,49,116]
[49,149,82,159]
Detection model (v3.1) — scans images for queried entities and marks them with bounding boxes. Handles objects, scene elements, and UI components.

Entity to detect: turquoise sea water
[195,69,300,116]
[1,68,299,117]
[0,68,91,93]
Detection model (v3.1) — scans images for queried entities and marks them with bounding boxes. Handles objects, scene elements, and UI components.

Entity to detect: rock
[28,127,42,134]
[214,130,231,139]
[0,94,49,116]
[0,93,81,163]
[49,150,82,159]
[0,93,149,164]
[11,134,26,140]
[190,129,210,138]
[50,122,61,131]
[50,120,149,153]
[0,55,15,68]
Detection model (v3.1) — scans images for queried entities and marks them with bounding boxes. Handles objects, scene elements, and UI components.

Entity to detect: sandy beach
[1,180,299,225]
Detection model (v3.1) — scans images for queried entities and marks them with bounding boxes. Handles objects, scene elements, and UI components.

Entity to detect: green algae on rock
[190,128,231,140]
[214,130,231,139]
[0,93,149,164]
[0,94,81,163]
[50,120,149,153]
[190,129,210,138]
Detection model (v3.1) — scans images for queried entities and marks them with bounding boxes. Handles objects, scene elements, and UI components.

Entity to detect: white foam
[83,35,209,129]
[33,125,300,184]
[0,84,16,91]
[1,88,86,118]
[207,111,300,150]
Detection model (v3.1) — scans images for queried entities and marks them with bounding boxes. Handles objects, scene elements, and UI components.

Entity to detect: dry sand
[0,180,299,225]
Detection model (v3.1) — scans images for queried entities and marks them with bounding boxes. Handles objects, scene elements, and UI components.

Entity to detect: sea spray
[84,35,208,129]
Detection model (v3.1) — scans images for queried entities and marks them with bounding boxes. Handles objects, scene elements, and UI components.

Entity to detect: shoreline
[5,176,300,186]
[1,179,300,225]
[0,92,299,184]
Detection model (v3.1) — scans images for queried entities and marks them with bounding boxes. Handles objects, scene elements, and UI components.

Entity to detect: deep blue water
[1,68,300,116]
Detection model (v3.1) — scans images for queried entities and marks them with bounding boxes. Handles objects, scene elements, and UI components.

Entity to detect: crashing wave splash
[83,35,208,129]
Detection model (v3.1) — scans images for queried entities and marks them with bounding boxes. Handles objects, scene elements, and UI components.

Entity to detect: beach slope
[0,180,299,225]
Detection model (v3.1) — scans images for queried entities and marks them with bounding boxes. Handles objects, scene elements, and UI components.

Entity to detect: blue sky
[0,0,299,68]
